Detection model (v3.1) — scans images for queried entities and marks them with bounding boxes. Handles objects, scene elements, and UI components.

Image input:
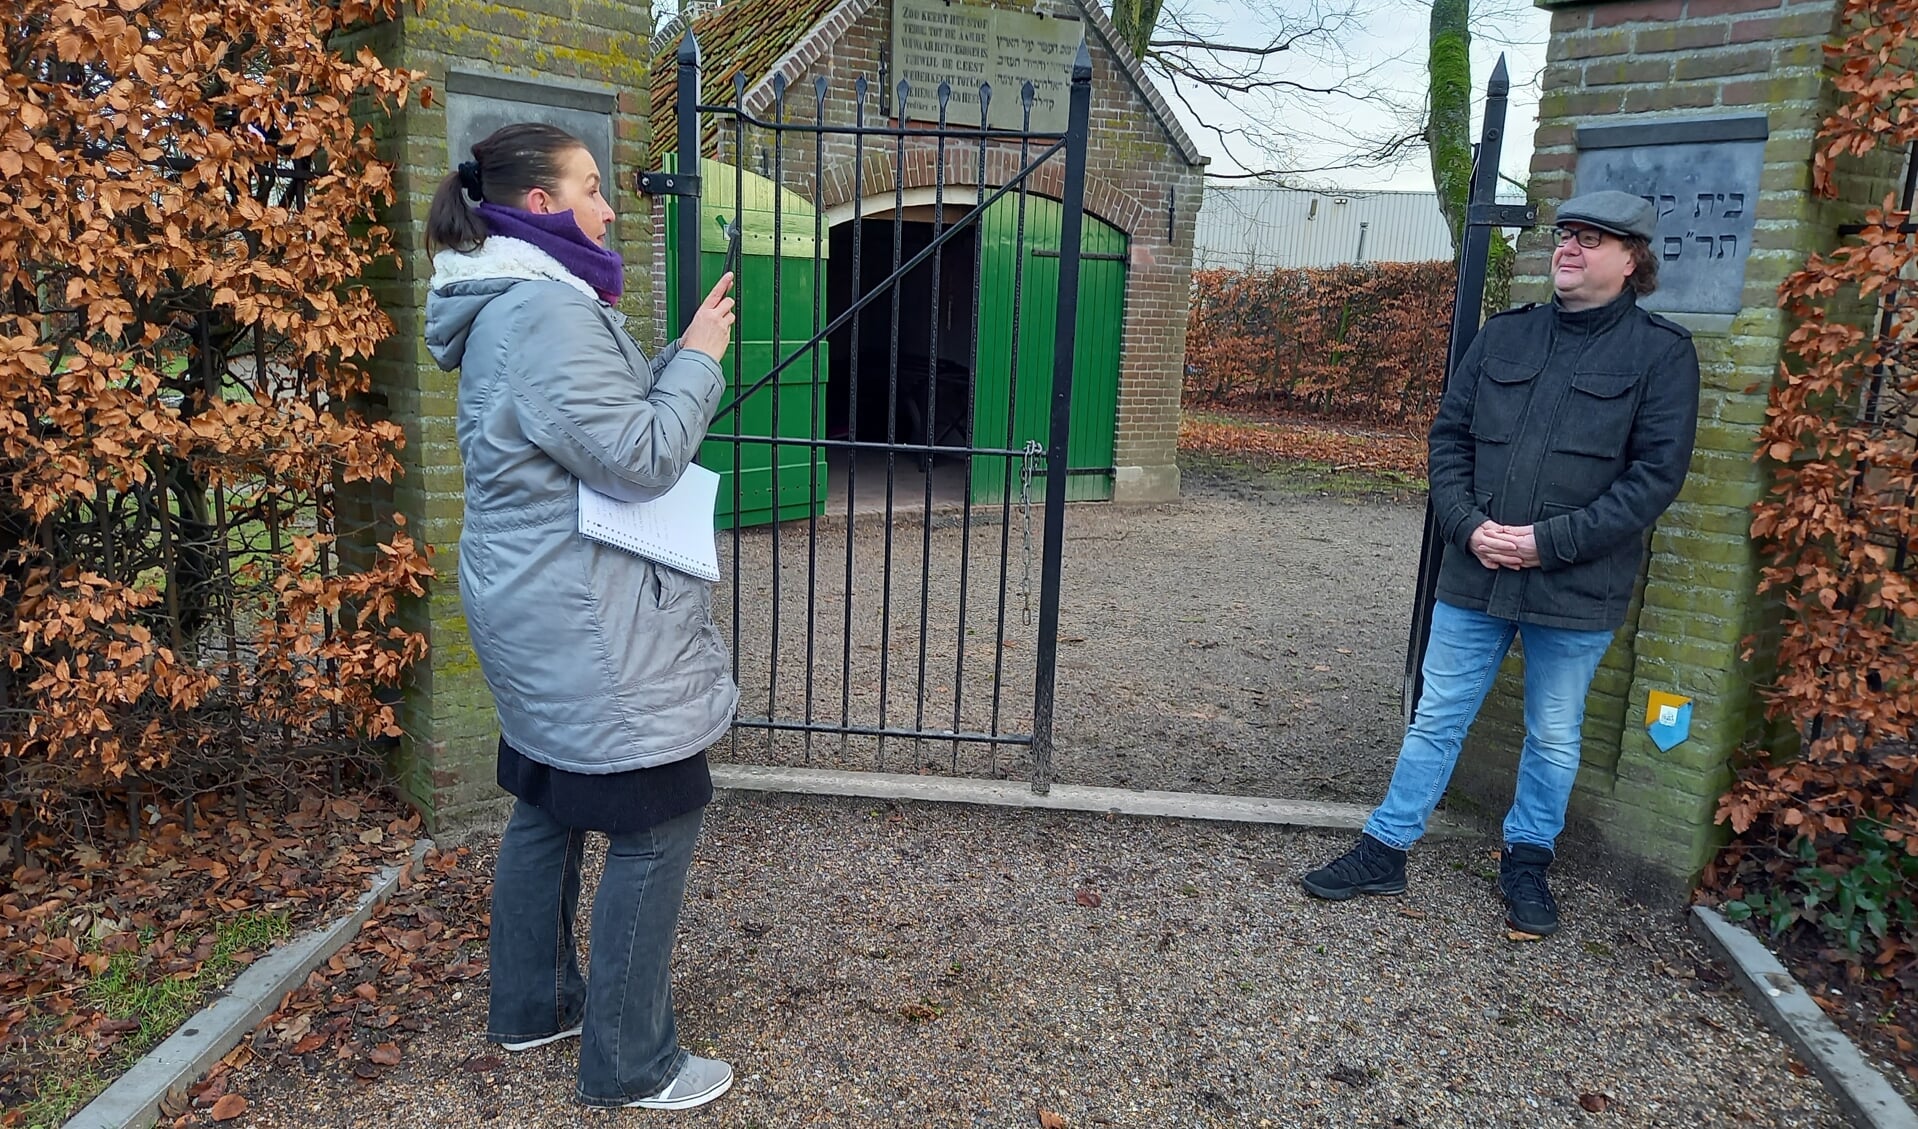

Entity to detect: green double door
[669,159,1126,524]
[664,157,829,530]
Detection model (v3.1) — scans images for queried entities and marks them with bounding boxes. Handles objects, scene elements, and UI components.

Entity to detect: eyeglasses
[1553,227,1607,249]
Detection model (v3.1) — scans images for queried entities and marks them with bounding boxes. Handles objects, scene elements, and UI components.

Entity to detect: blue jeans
[488,799,704,1106]
[1365,600,1615,853]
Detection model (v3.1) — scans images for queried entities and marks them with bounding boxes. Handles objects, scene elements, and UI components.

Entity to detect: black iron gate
[642,34,1095,792]
[1403,56,1539,717]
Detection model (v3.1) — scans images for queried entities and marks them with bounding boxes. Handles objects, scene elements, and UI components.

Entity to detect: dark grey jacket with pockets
[1429,291,1701,631]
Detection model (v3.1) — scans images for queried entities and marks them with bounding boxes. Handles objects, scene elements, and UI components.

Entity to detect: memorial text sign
[892,0,1083,133]
[1573,115,1769,316]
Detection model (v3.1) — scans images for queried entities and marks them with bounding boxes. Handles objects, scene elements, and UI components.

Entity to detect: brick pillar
[334,1,656,830]
[1450,0,1907,894]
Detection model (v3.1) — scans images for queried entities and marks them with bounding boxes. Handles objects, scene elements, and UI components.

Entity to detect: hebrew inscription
[1573,117,1769,316]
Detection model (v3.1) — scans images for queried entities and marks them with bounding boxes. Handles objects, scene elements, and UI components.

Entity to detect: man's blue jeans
[1365,600,1615,853]
[487,799,703,1106]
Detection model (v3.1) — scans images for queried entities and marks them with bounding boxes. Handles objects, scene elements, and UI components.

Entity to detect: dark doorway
[825,216,978,459]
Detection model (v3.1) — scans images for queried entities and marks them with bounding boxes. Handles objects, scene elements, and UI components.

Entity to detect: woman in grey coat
[423,123,738,1111]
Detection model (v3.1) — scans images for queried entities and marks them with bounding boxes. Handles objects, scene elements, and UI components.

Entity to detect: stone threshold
[711,763,1431,834]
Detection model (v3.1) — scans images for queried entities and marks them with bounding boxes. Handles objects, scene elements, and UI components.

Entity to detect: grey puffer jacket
[425,236,737,774]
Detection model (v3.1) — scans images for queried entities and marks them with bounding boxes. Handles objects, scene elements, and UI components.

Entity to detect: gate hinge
[637,170,701,196]
[1468,202,1538,228]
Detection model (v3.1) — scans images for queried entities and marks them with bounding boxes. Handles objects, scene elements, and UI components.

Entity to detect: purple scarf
[475,202,625,304]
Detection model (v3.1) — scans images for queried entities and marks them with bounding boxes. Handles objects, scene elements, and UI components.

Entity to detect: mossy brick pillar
[1448,0,1907,895]
[332,0,657,830]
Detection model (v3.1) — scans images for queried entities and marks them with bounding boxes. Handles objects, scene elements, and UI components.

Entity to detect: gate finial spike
[1489,53,1509,97]
[1072,39,1092,83]
[678,29,700,67]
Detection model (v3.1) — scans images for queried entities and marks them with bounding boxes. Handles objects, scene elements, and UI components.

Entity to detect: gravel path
[714,465,1422,805]
[227,793,1841,1128]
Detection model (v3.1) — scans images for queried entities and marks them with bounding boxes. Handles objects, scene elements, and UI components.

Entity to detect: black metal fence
[1,155,396,853]
[648,34,1094,791]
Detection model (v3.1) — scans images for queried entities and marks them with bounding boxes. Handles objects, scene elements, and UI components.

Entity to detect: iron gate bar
[729,75,748,759]
[914,82,954,758]
[805,73,828,763]
[1029,42,1095,794]
[953,83,994,770]
[1403,55,1530,721]
[876,78,908,763]
[732,719,1033,744]
[673,32,702,349]
[989,85,1040,775]
[698,435,1040,458]
[767,72,788,761]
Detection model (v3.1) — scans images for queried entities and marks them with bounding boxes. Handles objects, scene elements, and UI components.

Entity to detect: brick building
[647,0,1206,508]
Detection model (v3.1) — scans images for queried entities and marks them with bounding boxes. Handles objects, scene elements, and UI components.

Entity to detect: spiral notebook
[576,464,721,582]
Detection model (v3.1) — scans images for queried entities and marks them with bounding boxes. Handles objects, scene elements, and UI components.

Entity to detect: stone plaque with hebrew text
[1573,115,1770,316]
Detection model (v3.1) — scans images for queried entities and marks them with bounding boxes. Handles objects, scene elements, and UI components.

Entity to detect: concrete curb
[711,763,1438,835]
[1690,906,1918,1129]
[64,840,434,1129]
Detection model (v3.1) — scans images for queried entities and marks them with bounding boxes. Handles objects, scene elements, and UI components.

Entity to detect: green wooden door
[971,195,1126,503]
[664,157,829,529]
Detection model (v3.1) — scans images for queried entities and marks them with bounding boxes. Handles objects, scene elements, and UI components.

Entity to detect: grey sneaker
[624,1055,734,1110]
[497,1023,582,1052]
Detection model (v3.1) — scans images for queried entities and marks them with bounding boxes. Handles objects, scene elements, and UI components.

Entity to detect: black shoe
[1500,843,1560,936]
[1301,833,1408,900]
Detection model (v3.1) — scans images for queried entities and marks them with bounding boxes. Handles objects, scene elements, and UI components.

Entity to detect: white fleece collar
[428,236,599,301]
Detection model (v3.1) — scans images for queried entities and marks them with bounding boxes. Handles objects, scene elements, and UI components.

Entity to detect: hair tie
[458,160,484,202]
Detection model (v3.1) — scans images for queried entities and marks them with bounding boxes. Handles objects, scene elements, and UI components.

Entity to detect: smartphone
[720,219,742,280]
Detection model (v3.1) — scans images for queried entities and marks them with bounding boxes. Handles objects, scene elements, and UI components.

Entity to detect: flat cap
[1556,190,1658,241]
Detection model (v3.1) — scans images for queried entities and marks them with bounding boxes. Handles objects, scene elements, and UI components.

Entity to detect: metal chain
[1018,440,1041,627]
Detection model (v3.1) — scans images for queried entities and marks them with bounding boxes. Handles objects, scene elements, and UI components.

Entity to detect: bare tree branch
[1127,0,1431,180]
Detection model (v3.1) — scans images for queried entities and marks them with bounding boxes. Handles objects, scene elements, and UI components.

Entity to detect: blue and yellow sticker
[1646,690,1693,752]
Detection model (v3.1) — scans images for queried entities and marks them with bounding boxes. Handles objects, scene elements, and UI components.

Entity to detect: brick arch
[815,146,1151,242]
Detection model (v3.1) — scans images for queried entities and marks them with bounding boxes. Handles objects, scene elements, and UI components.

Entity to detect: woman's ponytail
[427,162,488,253]
[427,124,581,254]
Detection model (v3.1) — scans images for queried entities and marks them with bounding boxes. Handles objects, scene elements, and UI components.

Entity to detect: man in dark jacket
[1300,190,1701,937]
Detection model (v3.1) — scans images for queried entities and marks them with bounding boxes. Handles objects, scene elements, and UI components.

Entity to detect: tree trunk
[1111,0,1166,61]
[1427,0,1471,255]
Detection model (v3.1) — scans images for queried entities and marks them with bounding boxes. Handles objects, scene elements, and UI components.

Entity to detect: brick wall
[661,0,1204,502]
[1447,0,1908,894]
[334,0,656,830]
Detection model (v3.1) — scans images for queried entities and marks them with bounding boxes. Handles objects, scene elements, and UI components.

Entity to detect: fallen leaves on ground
[159,844,493,1125]
[1179,414,1426,478]
[207,1093,248,1121]
[0,790,421,1125]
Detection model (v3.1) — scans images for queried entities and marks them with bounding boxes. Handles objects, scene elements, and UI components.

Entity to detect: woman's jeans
[1364,600,1615,854]
[487,799,703,1106]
